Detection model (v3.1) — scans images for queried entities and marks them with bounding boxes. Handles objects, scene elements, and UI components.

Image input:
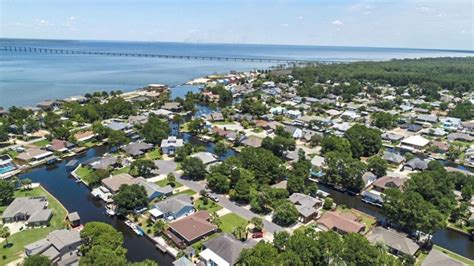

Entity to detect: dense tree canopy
[323,151,367,192]
[139,114,170,144]
[344,124,382,158]
[113,184,148,214]
[182,157,206,180]
[0,180,15,205]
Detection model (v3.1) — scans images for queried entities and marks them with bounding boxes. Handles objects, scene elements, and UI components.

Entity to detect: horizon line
[1,37,473,54]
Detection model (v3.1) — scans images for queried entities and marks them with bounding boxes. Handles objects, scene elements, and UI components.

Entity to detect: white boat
[125,220,143,236]
[105,209,115,216]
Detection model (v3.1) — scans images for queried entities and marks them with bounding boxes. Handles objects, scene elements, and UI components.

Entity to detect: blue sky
[1,0,472,50]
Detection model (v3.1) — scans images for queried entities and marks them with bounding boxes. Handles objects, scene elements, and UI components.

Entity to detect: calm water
[1,38,473,107]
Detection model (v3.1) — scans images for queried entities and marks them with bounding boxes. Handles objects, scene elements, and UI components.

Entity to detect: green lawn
[155,179,182,188]
[32,139,50,147]
[219,213,248,234]
[75,166,94,185]
[112,166,131,175]
[194,198,222,213]
[175,189,196,196]
[0,186,67,265]
[336,206,376,234]
[415,250,429,266]
[81,140,99,148]
[433,245,473,265]
[145,149,162,160]
[1,149,19,159]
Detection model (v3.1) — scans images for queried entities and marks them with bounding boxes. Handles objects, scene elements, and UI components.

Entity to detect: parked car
[208,194,219,202]
[252,231,263,238]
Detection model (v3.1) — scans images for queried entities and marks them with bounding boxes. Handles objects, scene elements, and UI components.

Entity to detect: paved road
[176,174,283,233]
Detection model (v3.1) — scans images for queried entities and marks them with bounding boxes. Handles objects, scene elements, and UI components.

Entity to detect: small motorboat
[125,220,143,236]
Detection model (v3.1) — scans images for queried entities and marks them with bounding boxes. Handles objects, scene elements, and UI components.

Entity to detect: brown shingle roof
[317,211,365,234]
[168,211,217,242]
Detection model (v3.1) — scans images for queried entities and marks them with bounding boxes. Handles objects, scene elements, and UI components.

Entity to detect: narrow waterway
[318,184,474,259]
[18,146,175,265]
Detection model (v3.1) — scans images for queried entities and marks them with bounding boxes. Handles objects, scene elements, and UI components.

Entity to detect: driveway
[176,174,283,233]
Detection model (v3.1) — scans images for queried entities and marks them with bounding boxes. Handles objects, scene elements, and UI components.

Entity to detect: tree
[238,242,279,265]
[21,178,32,190]
[153,220,166,236]
[320,135,351,155]
[214,141,227,157]
[272,200,299,226]
[80,222,126,258]
[23,255,51,266]
[233,225,248,241]
[187,118,205,134]
[371,112,397,129]
[309,134,323,148]
[130,159,156,178]
[140,114,170,144]
[449,101,473,121]
[239,147,283,185]
[166,173,176,186]
[0,126,9,142]
[323,198,334,210]
[80,245,127,266]
[0,226,10,247]
[262,135,295,157]
[182,157,206,180]
[206,172,230,193]
[367,156,388,177]
[344,124,382,158]
[107,130,130,148]
[447,142,463,162]
[113,184,148,214]
[0,180,15,205]
[250,217,263,232]
[323,151,367,192]
[233,170,253,203]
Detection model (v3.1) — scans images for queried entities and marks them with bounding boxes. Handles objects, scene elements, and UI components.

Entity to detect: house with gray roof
[416,114,438,124]
[447,132,473,142]
[122,142,153,157]
[200,233,257,266]
[191,152,218,165]
[161,136,184,155]
[154,194,194,221]
[239,135,263,148]
[152,160,178,176]
[1,196,52,226]
[25,229,81,263]
[404,158,428,171]
[382,151,405,165]
[162,102,182,112]
[368,227,420,257]
[284,125,303,139]
[289,193,323,223]
[105,121,131,131]
[421,249,464,266]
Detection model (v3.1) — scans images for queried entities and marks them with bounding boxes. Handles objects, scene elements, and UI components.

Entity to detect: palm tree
[0,226,11,247]
[172,114,182,135]
[233,225,247,241]
[210,212,222,231]
[153,220,166,236]
[250,217,263,232]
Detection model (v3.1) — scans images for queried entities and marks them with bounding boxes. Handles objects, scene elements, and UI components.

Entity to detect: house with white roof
[400,135,430,152]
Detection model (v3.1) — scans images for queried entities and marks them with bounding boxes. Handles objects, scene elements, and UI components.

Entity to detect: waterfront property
[165,211,217,248]
[161,136,184,155]
[317,211,366,234]
[24,229,82,264]
[1,196,52,226]
[199,233,257,266]
[367,227,420,257]
[154,194,194,221]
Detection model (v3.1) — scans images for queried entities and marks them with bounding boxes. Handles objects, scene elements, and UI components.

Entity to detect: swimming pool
[0,163,16,175]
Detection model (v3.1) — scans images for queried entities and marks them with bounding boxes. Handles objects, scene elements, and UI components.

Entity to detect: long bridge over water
[0,45,337,63]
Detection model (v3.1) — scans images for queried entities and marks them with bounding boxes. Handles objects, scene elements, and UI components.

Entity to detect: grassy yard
[433,245,473,265]
[75,165,94,185]
[0,186,67,265]
[220,213,248,234]
[1,149,19,159]
[194,198,222,213]
[112,166,131,175]
[80,140,99,148]
[155,179,182,188]
[415,250,429,266]
[32,139,50,147]
[175,189,196,196]
[145,149,162,160]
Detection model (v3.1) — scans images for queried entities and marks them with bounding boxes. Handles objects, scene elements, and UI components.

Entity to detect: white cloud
[34,19,54,27]
[332,20,344,26]
[297,16,303,20]
[280,23,289,27]
[68,16,77,21]
[416,6,434,13]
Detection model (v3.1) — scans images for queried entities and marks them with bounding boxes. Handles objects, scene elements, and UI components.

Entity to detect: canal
[318,184,474,260]
[18,146,175,265]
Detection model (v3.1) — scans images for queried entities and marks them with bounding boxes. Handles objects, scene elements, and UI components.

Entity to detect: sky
[0,0,472,50]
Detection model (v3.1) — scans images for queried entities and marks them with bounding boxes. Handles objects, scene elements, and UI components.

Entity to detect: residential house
[362,172,377,189]
[421,248,464,266]
[16,148,53,162]
[382,151,405,165]
[152,160,178,177]
[101,173,137,194]
[154,194,194,221]
[191,152,218,165]
[368,227,420,257]
[66,212,81,228]
[37,100,61,111]
[161,136,184,155]
[317,211,366,234]
[447,132,473,142]
[311,155,326,170]
[284,125,303,139]
[0,154,17,177]
[240,136,263,148]
[289,193,323,223]
[199,233,257,266]
[361,190,384,206]
[128,115,148,125]
[47,139,74,153]
[162,102,182,112]
[206,112,225,122]
[83,156,119,171]
[25,229,82,264]
[372,176,408,193]
[441,117,462,131]
[269,106,287,115]
[400,124,423,133]
[122,142,153,157]
[166,211,217,248]
[404,158,428,171]
[105,121,132,132]
[286,110,302,119]
[416,114,438,125]
[400,135,430,152]
[136,177,173,200]
[73,131,96,142]
[1,197,52,226]
[381,133,404,143]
